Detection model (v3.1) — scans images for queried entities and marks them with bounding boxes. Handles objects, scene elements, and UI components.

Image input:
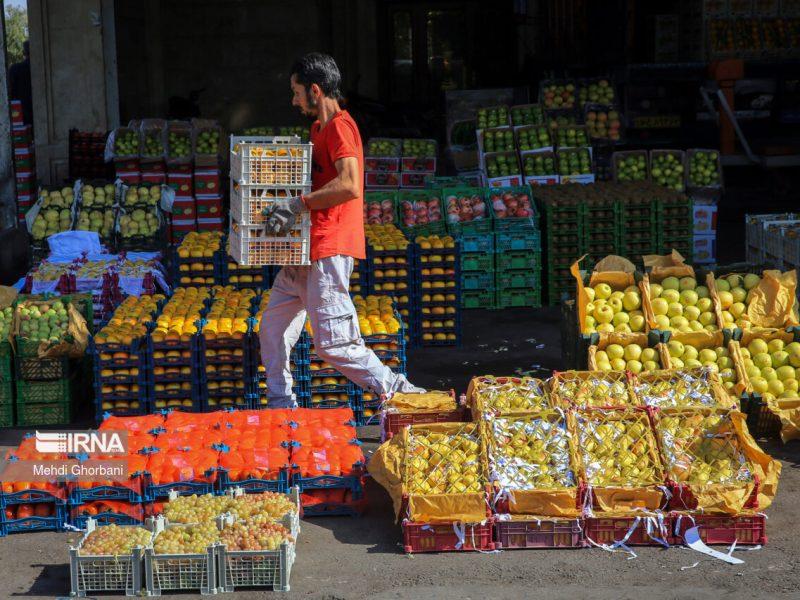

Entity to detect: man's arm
[302,157,361,210]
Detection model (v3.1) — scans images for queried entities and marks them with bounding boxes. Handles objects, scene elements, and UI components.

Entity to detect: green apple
[627,360,643,374]
[696,297,712,312]
[630,314,645,332]
[610,358,626,370]
[667,340,685,357]
[651,298,669,316]
[696,285,709,299]
[748,339,769,355]
[594,305,614,324]
[607,344,625,360]
[649,284,663,298]
[654,315,670,330]
[622,291,641,311]
[753,353,772,369]
[768,339,785,354]
[594,283,612,299]
[641,348,657,362]
[624,344,642,361]
[585,287,596,302]
[662,277,680,291]
[671,357,685,368]
[768,379,784,396]
[613,312,630,327]
[684,306,701,322]
[717,291,734,309]
[750,377,768,394]
[661,289,681,304]
[667,302,683,318]
[715,279,731,292]
[776,365,795,381]
[680,290,698,306]
[743,274,761,290]
[772,351,790,368]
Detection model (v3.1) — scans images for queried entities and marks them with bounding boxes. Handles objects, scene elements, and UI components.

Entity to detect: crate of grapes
[144,518,219,596]
[69,519,153,597]
[217,538,295,592]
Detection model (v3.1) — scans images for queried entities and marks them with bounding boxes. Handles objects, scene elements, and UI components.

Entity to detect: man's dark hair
[290,53,342,100]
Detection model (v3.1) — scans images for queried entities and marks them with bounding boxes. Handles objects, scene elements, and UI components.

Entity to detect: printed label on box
[693,233,717,264]
[693,202,718,235]
[525,175,559,186]
[560,174,595,185]
[487,175,523,188]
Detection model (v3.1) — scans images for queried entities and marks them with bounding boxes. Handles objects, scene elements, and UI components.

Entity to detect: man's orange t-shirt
[309,110,365,261]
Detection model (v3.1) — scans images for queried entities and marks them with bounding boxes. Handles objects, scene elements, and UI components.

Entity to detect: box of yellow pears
[370,422,490,523]
[466,375,552,417]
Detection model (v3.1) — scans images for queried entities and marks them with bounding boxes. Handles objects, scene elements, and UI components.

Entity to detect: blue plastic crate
[1,504,67,536]
[459,233,494,253]
[69,483,143,505]
[90,336,151,370]
[291,465,365,496]
[461,271,494,291]
[69,509,144,529]
[216,468,289,495]
[142,473,215,502]
[1,486,66,507]
[495,230,541,251]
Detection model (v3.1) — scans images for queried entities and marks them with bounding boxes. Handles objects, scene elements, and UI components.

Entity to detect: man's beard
[300,96,318,119]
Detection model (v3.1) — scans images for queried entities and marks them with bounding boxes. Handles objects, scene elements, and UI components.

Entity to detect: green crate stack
[584,198,621,263]
[657,193,694,262]
[619,193,658,258]
[460,234,496,309]
[494,236,542,309]
[541,200,586,306]
[0,342,13,427]
[12,296,83,427]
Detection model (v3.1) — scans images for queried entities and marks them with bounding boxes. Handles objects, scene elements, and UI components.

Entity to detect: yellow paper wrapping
[407,492,488,523]
[643,250,695,279]
[746,269,798,329]
[368,432,406,520]
[591,486,666,513]
[766,398,800,443]
[385,390,456,413]
[731,411,781,511]
[705,272,728,332]
[504,489,580,518]
[571,255,645,346]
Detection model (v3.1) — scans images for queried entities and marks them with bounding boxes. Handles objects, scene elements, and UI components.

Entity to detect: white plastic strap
[452,522,466,550]
[584,516,641,560]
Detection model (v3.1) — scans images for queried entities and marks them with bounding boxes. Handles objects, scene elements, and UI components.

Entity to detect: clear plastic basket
[229,181,310,225]
[230,136,313,186]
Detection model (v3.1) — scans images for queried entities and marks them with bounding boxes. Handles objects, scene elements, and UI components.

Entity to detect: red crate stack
[194,167,224,232]
[68,129,110,180]
[115,158,141,185]
[167,164,195,242]
[141,160,166,184]
[12,116,36,223]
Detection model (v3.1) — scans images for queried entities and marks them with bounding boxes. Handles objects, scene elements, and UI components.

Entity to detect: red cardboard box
[196,197,223,218]
[196,217,224,231]
[172,198,197,220]
[167,173,193,196]
[141,171,167,184]
[194,168,221,195]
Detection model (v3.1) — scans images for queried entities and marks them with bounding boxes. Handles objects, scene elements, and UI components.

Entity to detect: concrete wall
[28,0,119,184]
[115,0,380,131]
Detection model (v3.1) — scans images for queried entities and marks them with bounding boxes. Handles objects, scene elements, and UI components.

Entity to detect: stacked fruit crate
[459,230,495,309]
[229,135,313,268]
[11,103,36,224]
[148,289,207,412]
[196,288,255,411]
[584,196,620,263]
[540,194,586,305]
[13,298,76,426]
[657,190,694,261]
[90,295,158,421]
[619,184,658,257]
[172,231,224,287]
[400,138,437,188]
[414,240,461,346]
[489,187,542,309]
[364,224,415,327]
[364,138,401,190]
[0,336,13,427]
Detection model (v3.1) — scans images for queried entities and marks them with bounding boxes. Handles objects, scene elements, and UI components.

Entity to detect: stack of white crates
[229,136,313,266]
[744,212,800,270]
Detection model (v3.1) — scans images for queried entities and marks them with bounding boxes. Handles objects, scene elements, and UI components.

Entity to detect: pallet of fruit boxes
[400,138,437,189]
[364,223,416,327]
[0,336,13,427]
[396,188,447,238]
[744,213,799,265]
[378,389,466,440]
[364,137,401,189]
[115,182,168,253]
[536,190,586,305]
[459,228,496,310]
[370,421,494,553]
[414,239,461,345]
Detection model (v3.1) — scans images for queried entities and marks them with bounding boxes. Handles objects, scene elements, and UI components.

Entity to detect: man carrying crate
[260,53,424,408]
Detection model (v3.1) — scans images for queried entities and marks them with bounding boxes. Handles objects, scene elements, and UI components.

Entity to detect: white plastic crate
[144,520,218,596]
[230,135,312,186]
[230,180,310,226]
[745,212,798,257]
[69,518,152,597]
[217,541,294,592]
[229,215,311,266]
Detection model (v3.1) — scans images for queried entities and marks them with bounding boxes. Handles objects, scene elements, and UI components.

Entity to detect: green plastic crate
[15,400,72,426]
[496,268,542,289]
[497,287,541,308]
[0,342,12,386]
[461,252,494,272]
[0,402,13,427]
[461,288,496,310]
[15,378,71,405]
[0,381,13,405]
[496,251,541,271]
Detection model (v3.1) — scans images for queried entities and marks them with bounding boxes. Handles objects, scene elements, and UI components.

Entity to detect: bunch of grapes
[80,524,152,556]
[220,517,293,551]
[227,492,297,521]
[164,494,229,524]
[154,523,219,554]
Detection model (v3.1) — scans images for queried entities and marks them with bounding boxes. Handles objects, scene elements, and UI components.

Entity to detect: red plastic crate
[671,513,766,546]
[381,391,467,440]
[584,515,672,547]
[402,519,495,553]
[494,518,584,549]
[365,171,400,189]
[114,158,140,172]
